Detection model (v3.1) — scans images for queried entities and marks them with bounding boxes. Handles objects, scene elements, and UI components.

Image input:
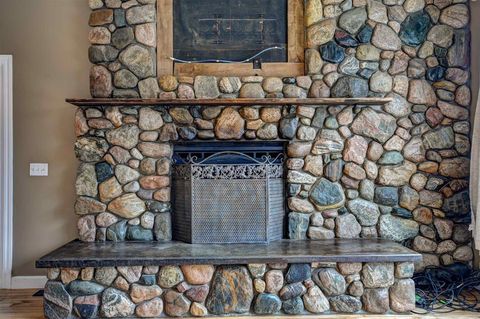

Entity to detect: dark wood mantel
[66,97,393,107]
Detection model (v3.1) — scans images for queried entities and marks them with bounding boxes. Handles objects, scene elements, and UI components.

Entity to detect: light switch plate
[30,163,48,176]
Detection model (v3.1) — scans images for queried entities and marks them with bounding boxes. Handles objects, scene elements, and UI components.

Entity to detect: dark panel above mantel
[36,239,421,268]
[66,97,393,107]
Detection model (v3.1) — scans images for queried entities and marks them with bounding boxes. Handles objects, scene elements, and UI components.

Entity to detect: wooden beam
[288,0,305,64]
[174,63,304,77]
[157,0,173,76]
[66,97,393,107]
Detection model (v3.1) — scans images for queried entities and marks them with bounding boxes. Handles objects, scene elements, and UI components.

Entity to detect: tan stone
[181,265,215,285]
[99,177,123,202]
[305,0,323,27]
[108,193,146,218]
[130,284,162,303]
[159,75,179,92]
[138,142,172,158]
[215,107,245,139]
[190,302,208,317]
[135,298,163,317]
[306,19,336,48]
[377,161,416,186]
[61,268,79,284]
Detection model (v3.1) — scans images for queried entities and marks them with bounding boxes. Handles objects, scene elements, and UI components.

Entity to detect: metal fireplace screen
[173,142,285,244]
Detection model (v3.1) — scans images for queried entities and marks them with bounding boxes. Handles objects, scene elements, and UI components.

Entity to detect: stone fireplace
[36,0,474,318]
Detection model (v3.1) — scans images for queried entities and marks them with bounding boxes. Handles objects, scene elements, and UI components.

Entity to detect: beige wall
[0,0,90,276]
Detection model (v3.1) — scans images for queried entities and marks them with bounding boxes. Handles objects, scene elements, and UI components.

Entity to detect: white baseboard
[11,276,47,289]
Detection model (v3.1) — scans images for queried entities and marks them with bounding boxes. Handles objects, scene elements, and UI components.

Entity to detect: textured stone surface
[101,288,135,317]
[206,266,253,314]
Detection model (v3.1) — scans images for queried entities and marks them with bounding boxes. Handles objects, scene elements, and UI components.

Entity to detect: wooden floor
[0,289,478,319]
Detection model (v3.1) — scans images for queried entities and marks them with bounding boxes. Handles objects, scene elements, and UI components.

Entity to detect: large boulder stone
[306,19,336,48]
[215,107,245,139]
[329,295,362,313]
[285,264,311,284]
[347,199,380,226]
[74,295,100,319]
[106,124,140,150]
[448,30,469,68]
[313,268,346,296]
[309,178,345,211]
[439,157,470,178]
[335,213,361,238]
[372,24,401,51]
[443,190,470,215]
[194,76,220,98]
[303,286,330,313]
[68,280,105,295]
[351,109,396,143]
[399,11,432,46]
[254,294,282,314]
[312,129,344,154]
[101,288,135,318]
[331,76,368,98]
[389,279,416,312]
[119,44,155,78]
[206,266,253,314]
[44,281,73,319]
[107,193,146,218]
[440,4,469,29]
[338,8,367,34]
[75,137,109,162]
[164,290,191,317]
[377,161,416,186]
[379,215,419,241]
[408,80,436,106]
[422,127,454,150]
[361,263,394,288]
[362,288,389,313]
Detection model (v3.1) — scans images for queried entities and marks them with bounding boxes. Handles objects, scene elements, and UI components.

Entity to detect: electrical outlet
[30,163,48,176]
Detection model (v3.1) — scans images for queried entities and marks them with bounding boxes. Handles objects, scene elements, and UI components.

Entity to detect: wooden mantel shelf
[66,97,393,107]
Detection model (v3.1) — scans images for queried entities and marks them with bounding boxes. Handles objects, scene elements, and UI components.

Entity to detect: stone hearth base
[39,240,419,318]
[44,262,415,318]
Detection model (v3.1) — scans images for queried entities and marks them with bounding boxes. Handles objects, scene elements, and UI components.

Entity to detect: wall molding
[0,55,13,289]
[11,276,47,289]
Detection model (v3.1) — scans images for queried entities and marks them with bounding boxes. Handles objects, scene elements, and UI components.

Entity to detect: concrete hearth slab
[36,239,421,268]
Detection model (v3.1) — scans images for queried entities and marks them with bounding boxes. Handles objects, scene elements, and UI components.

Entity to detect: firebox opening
[172,141,287,244]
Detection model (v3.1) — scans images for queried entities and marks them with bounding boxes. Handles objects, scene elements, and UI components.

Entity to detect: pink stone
[343,136,368,165]
[425,107,444,127]
[185,285,210,303]
[135,23,156,47]
[177,84,195,99]
[90,65,112,98]
[88,27,111,44]
[75,109,89,136]
[77,215,97,242]
[408,80,436,106]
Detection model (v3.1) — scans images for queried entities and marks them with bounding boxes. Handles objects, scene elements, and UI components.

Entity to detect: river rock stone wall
[84,0,474,270]
[44,261,415,318]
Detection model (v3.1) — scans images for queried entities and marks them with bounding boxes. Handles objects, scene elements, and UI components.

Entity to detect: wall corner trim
[0,55,13,289]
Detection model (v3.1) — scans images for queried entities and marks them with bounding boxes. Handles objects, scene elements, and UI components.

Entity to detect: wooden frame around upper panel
[157,0,305,77]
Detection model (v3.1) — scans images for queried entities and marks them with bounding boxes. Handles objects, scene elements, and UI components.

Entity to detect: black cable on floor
[413,263,480,314]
